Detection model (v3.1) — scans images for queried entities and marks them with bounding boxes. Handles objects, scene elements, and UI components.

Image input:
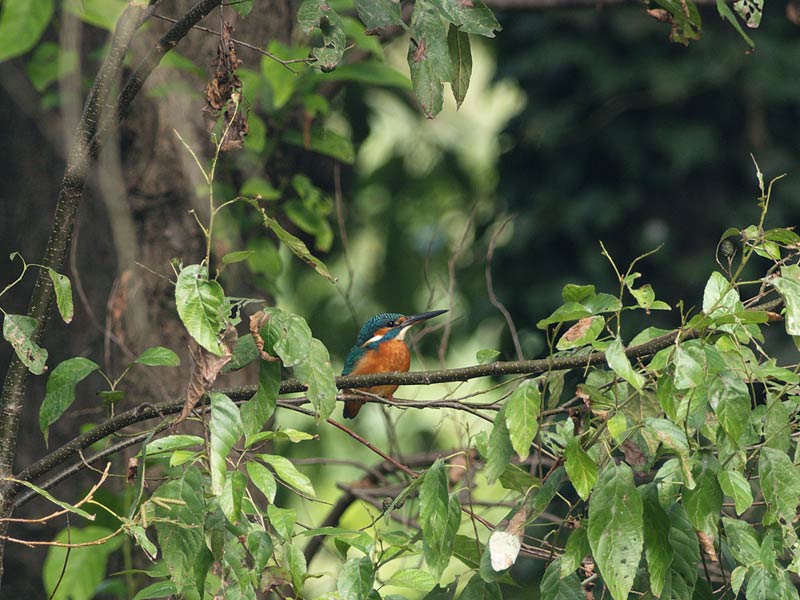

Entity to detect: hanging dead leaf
[202,22,247,152]
[127,457,139,484]
[249,311,279,361]
[173,324,237,429]
[697,531,718,562]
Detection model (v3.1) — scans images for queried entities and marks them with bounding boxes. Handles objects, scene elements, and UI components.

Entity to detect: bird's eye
[387,320,396,327]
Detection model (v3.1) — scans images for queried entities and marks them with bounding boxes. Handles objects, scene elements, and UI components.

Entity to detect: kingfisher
[341,310,447,418]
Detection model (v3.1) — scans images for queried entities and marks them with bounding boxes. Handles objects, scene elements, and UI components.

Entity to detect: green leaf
[771,266,800,336]
[408,0,452,118]
[722,517,760,565]
[209,392,243,496]
[246,461,277,503]
[283,127,355,164]
[536,302,591,329]
[223,333,260,373]
[175,264,226,355]
[64,0,126,30]
[587,463,643,600]
[447,24,471,108]
[260,42,307,109]
[420,459,461,581]
[665,504,700,598]
[641,485,673,597]
[524,466,565,520]
[221,250,255,265]
[267,504,296,539]
[764,395,791,453]
[560,527,590,577]
[261,209,336,282]
[716,0,755,47]
[709,372,750,443]
[718,469,753,515]
[259,453,316,498]
[386,568,436,591]
[540,559,583,600]
[759,446,800,526]
[262,309,312,367]
[605,338,645,391]
[643,417,695,489]
[476,348,500,364]
[318,61,411,89]
[220,470,247,523]
[135,346,180,367]
[47,268,73,323]
[132,581,177,600]
[485,404,514,484]
[460,574,502,600]
[564,437,598,501]
[246,528,273,571]
[430,0,502,37]
[231,0,253,17]
[0,0,54,63]
[556,315,604,350]
[151,467,212,595]
[240,176,281,200]
[43,526,122,600]
[355,0,404,29]
[498,463,539,494]
[145,434,203,456]
[284,542,307,593]
[9,476,95,521]
[338,556,375,600]
[293,338,337,420]
[241,360,280,438]
[505,380,541,461]
[3,314,48,375]
[683,454,722,535]
[40,357,99,443]
[702,271,739,317]
[673,344,705,389]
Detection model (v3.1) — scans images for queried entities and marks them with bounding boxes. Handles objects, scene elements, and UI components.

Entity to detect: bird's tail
[343,397,363,419]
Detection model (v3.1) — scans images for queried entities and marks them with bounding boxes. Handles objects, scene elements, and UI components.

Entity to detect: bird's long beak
[396,309,448,328]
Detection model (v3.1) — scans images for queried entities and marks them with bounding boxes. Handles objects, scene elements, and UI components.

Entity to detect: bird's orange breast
[348,339,410,397]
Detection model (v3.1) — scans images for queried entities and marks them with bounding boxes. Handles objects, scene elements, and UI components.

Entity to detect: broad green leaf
[246,529,274,571]
[261,210,336,282]
[447,24,471,108]
[283,127,355,164]
[476,348,500,364]
[498,463,539,494]
[145,435,203,456]
[718,469,753,515]
[408,0,452,118]
[240,176,281,200]
[759,446,800,526]
[536,302,591,329]
[709,372,750,443]
[293,338,337,420]
[132,581,177,600]
[43,526,122,600]
[564,437,598,500]
[420,459,461,580]
[175,264,226,355]
[241,360,280,438]
[460,574,502,600]
[683,454,722,535]
[560,527,590,578]
[284,542,307,593]
[64,0,125,30]
[485,404,514,484]
[231,0,253,17]
[135,346,180,367]
[209,392,243,495]
[48,268,73,323]
[524,466,565,520]
[771,266,800,335]
[641,485,672,597]
[722,517,760,565]
[151,467,212,595]
[562,283,595,303]
[764,395,791,452]
[643,417,695,489]
[318,61,411,88]
[606,338,645,391]
[267,504,296,539]
[587,463,643,600]
[0,0,54,63]
[745,566,792,600]
[247,461,277,503]
[505,380,540,461]
[540,559,583,600]
[259,454,316,498]
[666,504,700,598]
[222,333,260,373]
[3,313,47,374]
[220,470,247,524]
[673,344,705,390]
[260,42,307,109]
[40,357,99,443]
[221,250,255,265]
[386,568,436,591]
[27,41,77,92]
[556,315,604,350]
[702,271,739,316]
[262,309,312,367]
[355,0,404,29]
[338,556,375,600]
[430,0,502,37]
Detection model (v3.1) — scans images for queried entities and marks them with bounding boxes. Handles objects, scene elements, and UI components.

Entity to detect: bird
[341,309,447,418]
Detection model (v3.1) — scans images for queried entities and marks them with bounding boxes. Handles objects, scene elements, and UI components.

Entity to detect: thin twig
[486,216,524,360]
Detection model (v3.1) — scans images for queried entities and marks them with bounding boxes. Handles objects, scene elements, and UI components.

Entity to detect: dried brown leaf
[127,457,139,484]
[562,316,594,342]
[697,531,718,562]
[173,324,237,429]
[249,311,279,361]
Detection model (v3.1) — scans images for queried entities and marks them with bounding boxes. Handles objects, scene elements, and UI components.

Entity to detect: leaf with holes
[3,314,47,375]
